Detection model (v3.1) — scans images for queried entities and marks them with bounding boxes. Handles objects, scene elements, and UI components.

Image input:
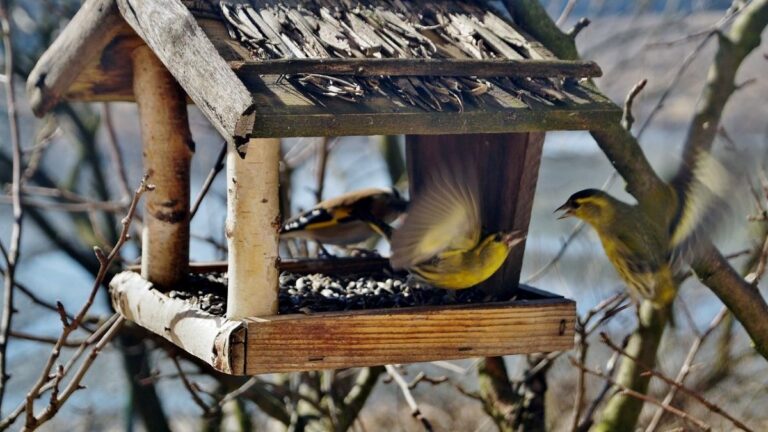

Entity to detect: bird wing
[390,167,480,269]
[668,149,741,267]
[281,207,352,234]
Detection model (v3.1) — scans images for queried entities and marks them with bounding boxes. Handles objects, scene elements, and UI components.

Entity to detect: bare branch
[0,0,24,412]
[569,358,712,431]
[190,140,227,219]
[0,177,151,431]
[601,333,753,432]
[171,356,212,415]
[621,79,648,131]
[567,18,591,39]
[555,0,579,27]
[385,365,434,432]
[645,307,729,431]
[101,103,131,203]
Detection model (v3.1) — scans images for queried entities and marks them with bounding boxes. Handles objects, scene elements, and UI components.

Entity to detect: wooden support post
[226,139,280,319]
[133,45,193,289]
[406,133,544,295]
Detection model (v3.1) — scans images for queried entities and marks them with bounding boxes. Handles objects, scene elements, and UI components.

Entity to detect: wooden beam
[242,298,574,374]
[110,271,244,374]
[226,139,280,319]
[406,133,544,295]
[26,0,125,116]
[230,58,602,78]
[133,46,192,289]
[117,0,254,145]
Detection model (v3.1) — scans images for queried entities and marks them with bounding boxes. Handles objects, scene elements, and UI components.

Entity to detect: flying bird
[390,167,525,290]
[556,150,738,307]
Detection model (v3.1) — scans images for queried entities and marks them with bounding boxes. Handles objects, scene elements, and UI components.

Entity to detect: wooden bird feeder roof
[25,0,611,375]
[28,0,620,149]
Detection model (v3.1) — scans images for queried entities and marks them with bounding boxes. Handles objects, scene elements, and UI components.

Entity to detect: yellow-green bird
[280,188,408,246]
[555,151,736,307]
[390,168,525,289]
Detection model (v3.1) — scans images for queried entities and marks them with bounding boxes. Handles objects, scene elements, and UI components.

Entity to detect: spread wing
[390,167,480,269]
[668,149,742,267]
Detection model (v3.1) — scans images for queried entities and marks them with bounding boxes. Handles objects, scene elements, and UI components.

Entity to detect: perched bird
[555,150,736,307]
[280,188,408,246]
[390,167,525,290]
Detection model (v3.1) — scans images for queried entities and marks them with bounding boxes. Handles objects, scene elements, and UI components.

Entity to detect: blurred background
[1,0,767,430]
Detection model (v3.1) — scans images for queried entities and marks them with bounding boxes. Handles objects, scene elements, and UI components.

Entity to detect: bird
[280,188,408,247]
[389,166,525,290]
[555,150,736,307]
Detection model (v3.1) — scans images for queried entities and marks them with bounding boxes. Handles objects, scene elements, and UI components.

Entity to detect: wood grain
[25,0,137,115]
[242,299,575,374]
[230,58,602,78]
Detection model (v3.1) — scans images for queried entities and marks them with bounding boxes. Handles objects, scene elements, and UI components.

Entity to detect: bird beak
[502,231,526,248]
[554,202,574,220]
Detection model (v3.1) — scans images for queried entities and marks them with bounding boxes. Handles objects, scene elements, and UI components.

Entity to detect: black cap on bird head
[554,189,605,220]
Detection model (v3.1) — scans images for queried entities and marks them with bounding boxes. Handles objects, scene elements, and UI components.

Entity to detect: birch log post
[133,45,192,288]
[226,139,280,319]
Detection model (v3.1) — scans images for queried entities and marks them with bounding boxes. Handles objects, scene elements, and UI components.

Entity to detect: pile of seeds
[172,270,515,316]
[218,0,572,110]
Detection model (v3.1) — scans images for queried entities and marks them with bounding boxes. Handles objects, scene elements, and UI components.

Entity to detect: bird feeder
[27,0,621,375]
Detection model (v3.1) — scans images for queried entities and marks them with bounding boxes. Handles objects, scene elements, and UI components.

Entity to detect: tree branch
[507,0,768,361]
[0,0,24,413]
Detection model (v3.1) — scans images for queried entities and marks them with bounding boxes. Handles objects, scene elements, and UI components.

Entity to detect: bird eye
[493,233,502,241]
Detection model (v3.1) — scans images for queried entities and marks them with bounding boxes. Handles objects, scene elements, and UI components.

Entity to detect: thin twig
[601,333,753,432]
[556,0,579,27]
[9,331,86,348]
[645,306,728,431]
[171,356,212,415]
[567,18,591,39]
[622,79,648,131]
[314,137,331,203]
[0,195,126,212]
[569,358,712,431]
[101,103,131,203]
[385,365,434,432]
[0,0,23,413]
[575,348,622,432]
[27,316,125,430]
[0,177,151,431]
[190,140,227,219]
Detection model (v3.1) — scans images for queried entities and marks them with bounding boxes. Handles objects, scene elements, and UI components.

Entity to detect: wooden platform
[110,267,575,375]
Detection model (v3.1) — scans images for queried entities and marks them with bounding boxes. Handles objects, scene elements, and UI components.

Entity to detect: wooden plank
[243,298,575,374]
[110,271,245,374]
[133,46,193,289]
[225,138,280,319]
[116,0,254,145]
[406,133,542,295]
[63,24,144,102]
[26,0,127,115]
[230,58,602,78]
[502,132,544,286]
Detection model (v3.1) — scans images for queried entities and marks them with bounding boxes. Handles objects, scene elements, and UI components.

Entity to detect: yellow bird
[390,168,525,290]
[556,150,736,307]
[280,188,407,246]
